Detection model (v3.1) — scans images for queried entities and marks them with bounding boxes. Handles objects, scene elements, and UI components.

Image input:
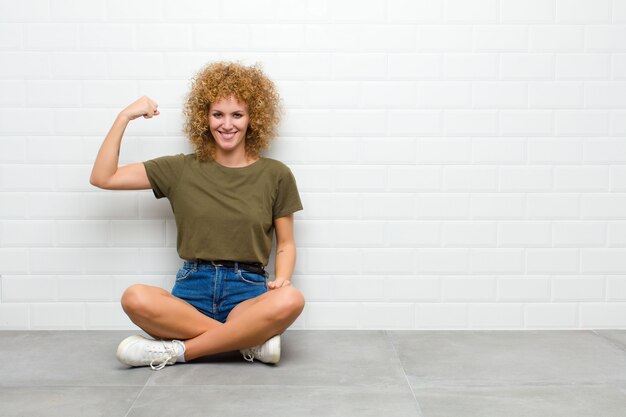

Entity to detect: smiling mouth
[218,131,237,140]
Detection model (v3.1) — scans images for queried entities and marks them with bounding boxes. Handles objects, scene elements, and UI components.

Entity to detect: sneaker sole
[116,335,144,366]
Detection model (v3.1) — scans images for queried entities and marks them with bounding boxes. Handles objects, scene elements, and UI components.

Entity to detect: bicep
[97,162,152,190]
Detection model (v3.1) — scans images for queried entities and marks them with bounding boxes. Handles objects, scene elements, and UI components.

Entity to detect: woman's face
[208,95,250,155]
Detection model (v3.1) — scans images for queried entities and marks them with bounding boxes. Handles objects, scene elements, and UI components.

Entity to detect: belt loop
[234,261,239,272]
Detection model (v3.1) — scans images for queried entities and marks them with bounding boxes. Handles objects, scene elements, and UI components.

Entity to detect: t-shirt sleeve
[273,165,304,219]
[142,153,186,199]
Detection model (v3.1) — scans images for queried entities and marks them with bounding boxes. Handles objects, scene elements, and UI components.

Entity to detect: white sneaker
[116,335,185,371]
[240,334,281,364]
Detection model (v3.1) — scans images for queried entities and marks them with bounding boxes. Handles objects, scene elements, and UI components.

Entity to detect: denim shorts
[171,260,269,323]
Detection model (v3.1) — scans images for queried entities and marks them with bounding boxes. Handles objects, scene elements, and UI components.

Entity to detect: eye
[234,113,242,118]
[212,112,222,118]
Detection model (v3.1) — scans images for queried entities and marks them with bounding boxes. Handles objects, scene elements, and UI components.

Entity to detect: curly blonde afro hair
[183,61,282,162]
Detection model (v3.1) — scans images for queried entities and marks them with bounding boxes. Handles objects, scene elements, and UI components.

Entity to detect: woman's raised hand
[120,96,160,121]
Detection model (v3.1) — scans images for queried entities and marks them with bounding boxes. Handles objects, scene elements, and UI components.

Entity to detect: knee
[274,286,305,322]
[121,284,156,318]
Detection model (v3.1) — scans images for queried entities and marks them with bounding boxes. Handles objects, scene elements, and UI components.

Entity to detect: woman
[89,62,305,370]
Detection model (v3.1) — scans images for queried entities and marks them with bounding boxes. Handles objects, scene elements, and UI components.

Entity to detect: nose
[222,116,234,130]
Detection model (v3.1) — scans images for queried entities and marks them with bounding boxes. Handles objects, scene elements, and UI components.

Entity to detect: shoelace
[149,340,179,371]
[242,346,260,362]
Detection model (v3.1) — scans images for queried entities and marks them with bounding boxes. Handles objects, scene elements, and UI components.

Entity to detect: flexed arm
[89,96,159,190]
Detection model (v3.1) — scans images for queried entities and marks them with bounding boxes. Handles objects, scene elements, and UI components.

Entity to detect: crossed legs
[120,284,305,361]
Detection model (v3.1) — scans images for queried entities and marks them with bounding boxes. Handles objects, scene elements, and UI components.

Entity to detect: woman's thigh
[121,284,221,340]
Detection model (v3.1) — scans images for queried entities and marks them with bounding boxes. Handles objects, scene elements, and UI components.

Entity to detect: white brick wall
[1,0,626,330]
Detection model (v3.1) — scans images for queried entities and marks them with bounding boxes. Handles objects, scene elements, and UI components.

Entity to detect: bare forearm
[89,113,130,185]
[274,243,296,282]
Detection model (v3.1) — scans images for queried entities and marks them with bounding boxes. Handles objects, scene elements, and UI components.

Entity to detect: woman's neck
[214,150,259,168]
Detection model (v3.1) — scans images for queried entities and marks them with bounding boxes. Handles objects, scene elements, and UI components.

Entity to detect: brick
[526,249,579,274]
[387,166,442,191]
[556,54,610,79]
[416,194,470,219]
[359,81,415,108]
[387,277,440,301]
[579,303,626,327]
[359,303,413,329]
[388,54,442,80]
[498,277,550,301]
[415,303,468,329]
[416,249,469,274]
[527,138,582,164]
[473,26,528,51]
[584,82,626,107]
[582,194,626,219]
[31,303,84,329]
[444,54,498,79]
[387,0,443,23]
[553,221,606,247]
[416,26,472,51]
[498,166,553,192]
[470,249,524,274]
[528,82,583,108]
[585,26,626,51]
[500,0,554,23]
[524,304,578,328]
[527,194,580,219]
[498,221,552,247]
[471,194,525,219]
[469,303,523,328]
[472,138,525,164]
[500,54,554,80]
[444,111,497,136]
[417,82,471,108]
[556,0,610,22]
[304,302,359,329]
[359,194,415,220]
[552,276,605,301]
[583,138,626,163]
[361,249,415,274]
[499,111,553,136]
[555,111,609,136]
[332,221,385,247]
[445,0,498,22]
[530,26,584,51]
[442,277,496,301]
[334,166,387,191]
[386,222,441,247]
[388,111,441,135]
[332,276,386,301]
[443,166,498,191]
[26,23,78,50]
[80,24,134,50]
[554,166,609,191]
[443,221,497,247]
[250,24,305,50]
[472,82,527,108]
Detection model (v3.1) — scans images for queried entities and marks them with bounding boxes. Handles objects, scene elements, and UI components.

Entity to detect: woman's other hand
[268,279,291,291]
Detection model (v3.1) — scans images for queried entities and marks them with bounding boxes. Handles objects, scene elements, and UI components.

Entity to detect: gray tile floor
[1,330,625,416]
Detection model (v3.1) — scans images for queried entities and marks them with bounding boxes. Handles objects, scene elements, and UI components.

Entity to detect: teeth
[220,132,235,139]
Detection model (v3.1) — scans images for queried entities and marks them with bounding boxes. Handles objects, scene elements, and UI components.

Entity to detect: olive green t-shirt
[143,153,303,266]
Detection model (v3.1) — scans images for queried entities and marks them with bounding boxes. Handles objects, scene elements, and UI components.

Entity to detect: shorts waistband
[184,259,266,276]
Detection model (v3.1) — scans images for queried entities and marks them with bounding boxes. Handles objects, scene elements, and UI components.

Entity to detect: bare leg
[121,284,220,340]
[120,284,305,361]
[183,285,305,361]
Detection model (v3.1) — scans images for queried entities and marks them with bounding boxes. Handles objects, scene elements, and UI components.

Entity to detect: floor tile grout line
[385,330,424,417]
[123,372,154,417]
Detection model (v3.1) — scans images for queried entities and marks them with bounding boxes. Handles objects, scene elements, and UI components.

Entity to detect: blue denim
[171,260,269,323]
